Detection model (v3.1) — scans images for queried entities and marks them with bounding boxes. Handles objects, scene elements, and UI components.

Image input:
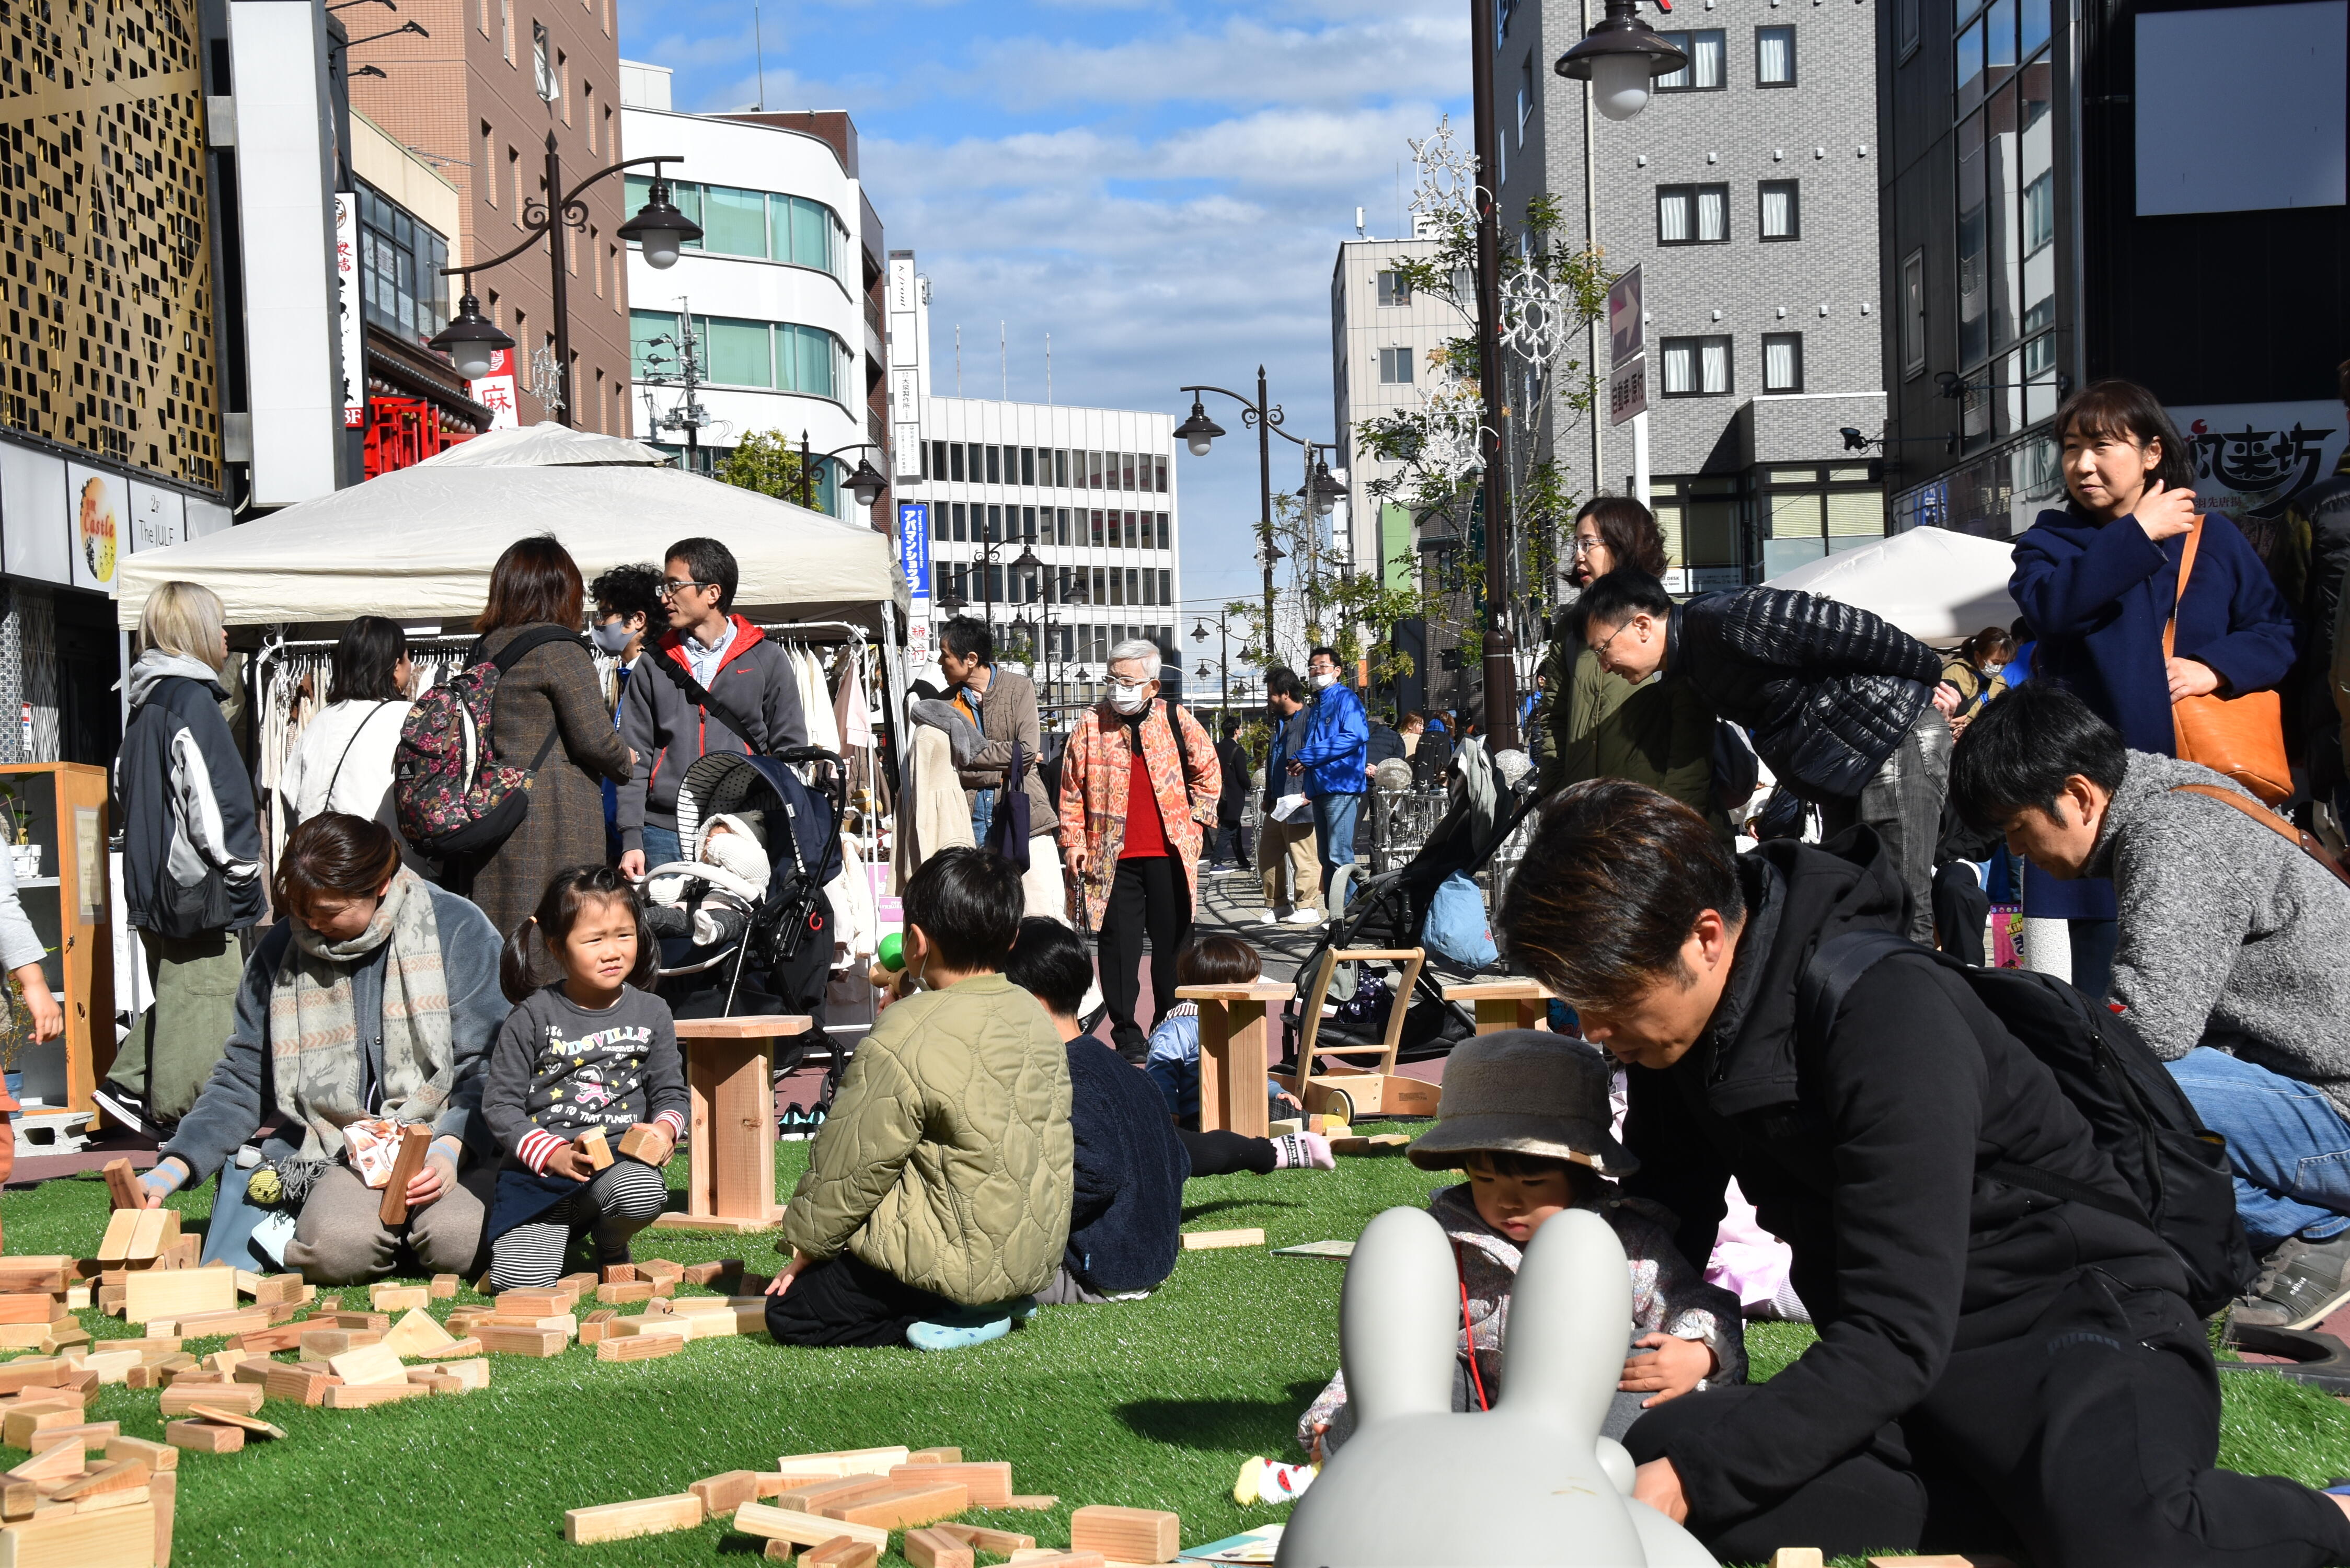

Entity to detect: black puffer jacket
[1669,587,1939,800]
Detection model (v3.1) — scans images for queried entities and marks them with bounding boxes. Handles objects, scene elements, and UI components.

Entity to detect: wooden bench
[647,1014,814,1233]
[1170,981,1293,1138]
[1441,977,1556,1035]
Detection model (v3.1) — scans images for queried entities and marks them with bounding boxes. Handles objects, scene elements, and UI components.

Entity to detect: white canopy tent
[116,424,905,632]
[1761,526,2020,646]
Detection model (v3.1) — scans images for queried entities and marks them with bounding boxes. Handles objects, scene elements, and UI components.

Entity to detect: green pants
[109,930,244,1122]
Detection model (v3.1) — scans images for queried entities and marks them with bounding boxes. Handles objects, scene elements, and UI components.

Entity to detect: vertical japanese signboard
[335,194,364,429]
[1607,265,1646,427]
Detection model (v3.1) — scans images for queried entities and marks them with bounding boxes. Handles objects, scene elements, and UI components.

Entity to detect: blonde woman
[100,581,261,1136]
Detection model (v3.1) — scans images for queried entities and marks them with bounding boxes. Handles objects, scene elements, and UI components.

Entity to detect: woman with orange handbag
[2009,379,2297,996]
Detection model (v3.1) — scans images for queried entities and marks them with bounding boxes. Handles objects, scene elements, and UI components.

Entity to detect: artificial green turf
[18,1141,2350,1567]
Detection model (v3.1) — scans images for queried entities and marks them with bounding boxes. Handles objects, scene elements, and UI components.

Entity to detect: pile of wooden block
[0,1429,178,1567]
[563,1443,1184,1567]
[0,1256,87,1356]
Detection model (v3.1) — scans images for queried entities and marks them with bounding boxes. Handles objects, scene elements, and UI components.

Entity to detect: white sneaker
[1247,910,1282,925]
[1284,907,1326,926]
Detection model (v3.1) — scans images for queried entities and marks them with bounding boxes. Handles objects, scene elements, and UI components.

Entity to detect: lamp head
[620,174,702,270]
[846,455,887,508]
[1173,398,1225,458]
[430,291,516,383]
[1556,0,1689,123]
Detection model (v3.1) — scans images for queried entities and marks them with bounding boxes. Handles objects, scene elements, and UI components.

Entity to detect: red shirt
[1120,745,1168,858]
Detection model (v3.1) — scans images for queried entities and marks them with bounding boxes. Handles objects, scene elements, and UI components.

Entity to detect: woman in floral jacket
[1057,639,1222,1062]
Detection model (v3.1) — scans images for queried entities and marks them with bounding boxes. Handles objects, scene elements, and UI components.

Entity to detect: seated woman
[131,814,510,1285]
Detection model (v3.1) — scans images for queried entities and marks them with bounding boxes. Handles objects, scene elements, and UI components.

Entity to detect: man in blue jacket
[1289,647,1369,910]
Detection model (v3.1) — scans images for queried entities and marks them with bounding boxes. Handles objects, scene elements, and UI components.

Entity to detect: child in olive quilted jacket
[766,847,1074,1352]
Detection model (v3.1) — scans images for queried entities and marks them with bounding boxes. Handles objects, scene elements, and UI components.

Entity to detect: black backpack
[1800,930,2256,1319]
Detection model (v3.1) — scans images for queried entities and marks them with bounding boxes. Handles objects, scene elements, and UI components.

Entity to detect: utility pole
[1257,364,1275,661]
[1470,0,1520,749]
[639,299,710,469]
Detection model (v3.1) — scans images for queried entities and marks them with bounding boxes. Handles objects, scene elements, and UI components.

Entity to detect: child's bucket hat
[1406,1029,1636,1177]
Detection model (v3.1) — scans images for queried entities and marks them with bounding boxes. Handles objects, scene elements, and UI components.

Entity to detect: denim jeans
[640,824,682,871]
[1311,791,1362,908]
[970,787,996,849]
[1819,706,1951,945]
[2167,1046,2350,1249]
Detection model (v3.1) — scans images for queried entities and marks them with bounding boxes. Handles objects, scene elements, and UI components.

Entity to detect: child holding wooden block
[481,867,686,1290]
[767,849,1072,1351]
[1286,1032,1746,1468]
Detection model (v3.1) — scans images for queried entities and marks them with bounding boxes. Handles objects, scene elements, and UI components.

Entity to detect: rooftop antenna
[753,4,765,111]
[1355,205,1366,239]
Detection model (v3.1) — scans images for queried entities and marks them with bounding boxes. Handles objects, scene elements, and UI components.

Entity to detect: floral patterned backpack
[394,627,579,858]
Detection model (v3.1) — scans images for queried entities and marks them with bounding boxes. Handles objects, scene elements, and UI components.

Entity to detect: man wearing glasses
[617,536,808,879]
[1288,647,1369,914]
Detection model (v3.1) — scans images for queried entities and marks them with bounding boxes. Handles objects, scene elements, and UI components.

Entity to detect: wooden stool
[648,1014,813,1233]
[1275,948,1440,1121]
[1171,981,1293,1138]
[1442,978,1556,1035]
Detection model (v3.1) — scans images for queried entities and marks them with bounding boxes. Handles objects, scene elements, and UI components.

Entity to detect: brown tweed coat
[469,624,632,938]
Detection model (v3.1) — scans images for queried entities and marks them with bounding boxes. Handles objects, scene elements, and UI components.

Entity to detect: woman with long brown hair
[1530,497,1724,831]
[465,536,634,936]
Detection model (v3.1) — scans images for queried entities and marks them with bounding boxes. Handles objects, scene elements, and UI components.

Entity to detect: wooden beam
[561,1495,704,1546]
[819,1481,967,1530]
[905,1526,977,1568]
[101,1158,143,1211]
[1181,1229,1264,1251]
[889,1462,1010,1507]
[120,1267,236,1327]
[688,1471,762,1516]
[377,1124,434,1227]
[163,1421,242,1455]
[730,1504,889,1551]
[0,1497,154,1565]
[1068,1506,1181,1564]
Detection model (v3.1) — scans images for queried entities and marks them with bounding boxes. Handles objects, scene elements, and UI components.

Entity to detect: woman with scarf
[126,814,510,1284]
[1057,638,1221,1063]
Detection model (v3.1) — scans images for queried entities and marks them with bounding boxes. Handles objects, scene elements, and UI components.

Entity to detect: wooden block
[754,1473,837,1499]
[79,1350,142,1386]
[637,1258,685,1284]
[120,1267,236,1327]
[610,1318,691,1342]
[368,1285,430,1313]
[905,1526,978,1568]
[329,1312,392,1331]
[296,1330,379,1360]
[224,1324,306,1355]
[314,1295,343,1312]
[102,1158,143,1211]
[320,1381,429,1410]
[24,1424,111,1457]
[427,1275,458,1300]
[0,1482,29,1521]
[53,1459,153,1502]
[597,1281,655,1305]
[377,1123,433,1226]
[246,1273,305,1307]
[0,1409,74,1451]
[822,1481,967,1530]
[600,1264,637,1284]
[488,1290,571,1318]
[261,1366,338,1408]
[1007,1495,1059,1509]
[418,1358,489,1390]
[0,1367,62,1399]
[775,1477,895,1513]
[1770,1553,1826,1568]
[229,1362,274,1388]
[125,1208,179,1262]
[158,1384,264,1417]
[681,1260,740,1286]
[476,1326,567,1358]
[577,1124,615,1171]
[379,1309,457,1359]
[777,1447,910,1478]
[420,1336,481,1361]
[890,1462,1010,1507]
[0,1260,71,1295]
[0,1300,63,1328]
[149,1470,176,1568]
[906,1447,963,1465]
[562,1494,704,1545]
[556,1273,599,1296]
[0,1497,155,1566]
[731,1504,889,1551]
[1069,1506,1180,1564]
[103,1437,178,1475]
[164,1421,243,1454]
[594,1333,686,1364]
[934,1520,1040,1552]
[1267,1117,1303,1137]
[3,1441,84,1483]
[327,1344,408,1388]
[1180,1229,1264,1251]
[1004,1554,1104,1568]
[689,1470,763,1516]
[804,1538,880,1568]
[617,1123,667,1162]
[762,1542,793,1563]
[96,1214,139,1266]
[152,1307,268,1339]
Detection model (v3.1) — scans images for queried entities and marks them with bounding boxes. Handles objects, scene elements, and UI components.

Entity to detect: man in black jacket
[1497,777,2350,1566]
[1211,718,1253,873]
[1580,569,1955,943]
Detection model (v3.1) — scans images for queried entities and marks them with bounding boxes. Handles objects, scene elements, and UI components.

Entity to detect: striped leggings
[488,1162,669,1292]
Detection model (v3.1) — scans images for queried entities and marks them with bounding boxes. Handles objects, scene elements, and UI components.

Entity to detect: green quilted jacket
[781,973,1074,1304]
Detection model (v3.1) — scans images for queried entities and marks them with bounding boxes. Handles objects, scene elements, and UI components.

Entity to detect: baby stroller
[1274,742,1548,1117]
[649,747,846,1092]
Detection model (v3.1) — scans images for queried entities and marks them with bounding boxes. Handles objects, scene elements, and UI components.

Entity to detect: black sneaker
[2231,1233,2350,1330]
[92,1085,171,1140]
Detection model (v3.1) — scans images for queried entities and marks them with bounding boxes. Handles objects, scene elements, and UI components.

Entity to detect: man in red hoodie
[616,536,808,878]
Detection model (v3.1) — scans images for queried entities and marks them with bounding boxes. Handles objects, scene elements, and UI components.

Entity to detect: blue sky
[615,0,1473,622]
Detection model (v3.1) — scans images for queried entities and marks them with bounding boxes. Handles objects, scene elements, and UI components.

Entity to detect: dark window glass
[949,444,965,482]
[985,446,1001,484]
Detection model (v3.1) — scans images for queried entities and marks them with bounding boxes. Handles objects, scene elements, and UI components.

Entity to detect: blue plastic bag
[1422,870,1499,969]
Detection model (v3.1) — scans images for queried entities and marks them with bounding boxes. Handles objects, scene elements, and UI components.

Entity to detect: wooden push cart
[1273,946,1442,1122]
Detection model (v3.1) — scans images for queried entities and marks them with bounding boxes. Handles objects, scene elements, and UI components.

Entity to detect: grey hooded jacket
[116,651,262,937]
[2089,749,2350,1117]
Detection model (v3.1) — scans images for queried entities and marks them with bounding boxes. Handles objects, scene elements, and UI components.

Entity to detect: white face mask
[1310,670,1337,690]
[592,620,636,654]
[1110,683,1150,715]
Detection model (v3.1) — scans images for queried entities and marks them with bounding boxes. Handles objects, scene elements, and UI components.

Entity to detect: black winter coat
[1064,1034,1189,1294]
[1668,587,1940,801]
[1623,829,2183,1523]
[117,658,263,938]
[1214,738,1250,824]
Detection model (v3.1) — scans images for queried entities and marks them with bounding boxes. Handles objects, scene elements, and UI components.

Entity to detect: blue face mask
[592,620,636,654]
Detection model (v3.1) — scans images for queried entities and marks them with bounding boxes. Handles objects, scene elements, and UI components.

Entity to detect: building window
[500,0,513,61]
[1899,0,1920,57]
[2022,169,2055,257]
[1379,347,1414,383]
[355,181,451,345]
[1762,333,1804,392]
[1755,26,1795,86]
[1517,52,1534,144]
[1758,180,1800,240]
[1657,185,1729,245]
[533,21,558,101]
[1377,270,1412,306]
[1660,336,1733,396]
[1155,455,1168,493]
[628,310,848,402]
[1654,30,1726,90]
[1902,249,1927,379]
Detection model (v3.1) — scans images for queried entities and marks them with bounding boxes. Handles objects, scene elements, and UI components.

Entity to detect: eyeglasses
[1565,536,1604,556]
[1592,618,1640,660]
[1107,674,1153,690]
[658,579,714,597]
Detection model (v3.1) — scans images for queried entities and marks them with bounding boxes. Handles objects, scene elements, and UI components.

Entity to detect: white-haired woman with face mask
[1056,640,1222,1064]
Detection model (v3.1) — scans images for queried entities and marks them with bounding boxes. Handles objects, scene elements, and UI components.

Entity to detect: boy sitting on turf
[765,847,1074,1351]
[1291,1031,1745,1461]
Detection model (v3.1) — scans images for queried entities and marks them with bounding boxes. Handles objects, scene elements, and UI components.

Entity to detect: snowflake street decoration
[1412,377,1492,489]
[1407,115,1482,230]
[1498,266,1570,365]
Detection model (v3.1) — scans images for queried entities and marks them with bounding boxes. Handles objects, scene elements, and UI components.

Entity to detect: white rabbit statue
[1276,1204,1719,1567]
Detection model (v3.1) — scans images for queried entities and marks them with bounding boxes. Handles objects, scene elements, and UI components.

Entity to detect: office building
[1876,0,2350,538]
[616,63,890,527]
[1504,0,1889,586]
[352,0,633,435]
[1331,229,1466,592]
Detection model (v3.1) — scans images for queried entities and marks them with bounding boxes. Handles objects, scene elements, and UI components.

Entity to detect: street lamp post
[794,432,888,515]
[1173,378,1345,668]
[431,142,703,426]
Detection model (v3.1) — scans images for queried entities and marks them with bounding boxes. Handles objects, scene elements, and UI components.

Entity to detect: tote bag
[983,742,1032,870]
[2165,521,2292,805]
